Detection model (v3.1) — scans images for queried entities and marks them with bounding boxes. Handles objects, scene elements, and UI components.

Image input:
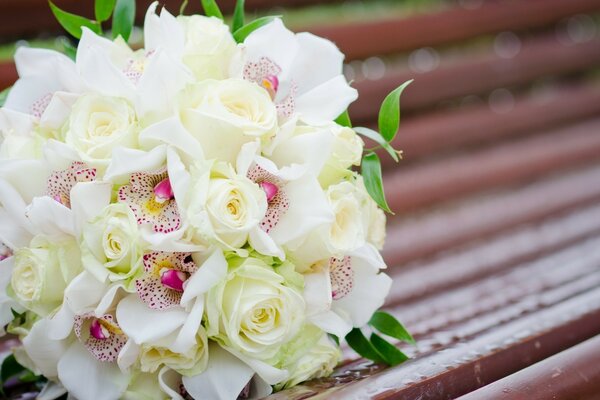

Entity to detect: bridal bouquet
[0,0,413,399]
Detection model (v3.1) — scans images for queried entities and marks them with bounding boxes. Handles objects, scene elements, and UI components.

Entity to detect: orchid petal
[57,341,130,400]
[104,145,167,184]
[23,318,70,378]
[70,181,113,235]
[180,248,227,306]
[26,196,75,237]
[295,75,358,125]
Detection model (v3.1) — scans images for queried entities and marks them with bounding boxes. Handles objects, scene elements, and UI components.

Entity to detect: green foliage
[0,87,11,107]
[361,152,391,213]
[201,0,224,19]
[354,127,399,162]
[369,311,415,345]
[370,333,409,366]
[378,79,412,142]
[233,16,279,43]
[49,1,102,39]
[95,0,117,22]
[345,328,385,364]
[112,0,136,41]
[335,109,352,128]
[232,0,246,32]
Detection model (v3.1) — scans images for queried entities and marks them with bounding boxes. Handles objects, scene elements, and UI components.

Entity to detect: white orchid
[237,18,358,124]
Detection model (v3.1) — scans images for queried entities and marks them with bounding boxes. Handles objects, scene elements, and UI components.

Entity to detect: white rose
[179,79,278,163]
[11,236,81,316]
[327,180,366,253]
[185,162,267,249]
[275,325,340,390]
[81,203,143,286]
[178,15,238,80]
[64,94,138,165]
[206,256,305,361]
[367,199,386,250]
[319,124,364,187]
[140,329,209,376]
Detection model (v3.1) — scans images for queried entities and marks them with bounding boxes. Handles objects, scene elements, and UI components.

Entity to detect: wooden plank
[266,233,600,399]
[383,163,600,266]
[384,118,600,215]
[457,335,600,400]
[310,0,600,60]
[0,63,17,91]
[350,36,600,121]
[384,83,600,163]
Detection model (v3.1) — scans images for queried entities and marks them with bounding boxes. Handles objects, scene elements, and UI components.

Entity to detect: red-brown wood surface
[457,335,600,400]
[350,35,600,122]
[310,0,600,60]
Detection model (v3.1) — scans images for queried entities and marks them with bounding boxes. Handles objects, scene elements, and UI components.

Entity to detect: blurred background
[1,0,600,398]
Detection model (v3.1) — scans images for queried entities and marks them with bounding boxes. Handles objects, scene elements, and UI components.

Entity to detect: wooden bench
[1,0,600,398]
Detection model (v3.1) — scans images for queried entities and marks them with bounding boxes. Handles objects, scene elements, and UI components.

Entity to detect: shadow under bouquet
[0,1,413,399]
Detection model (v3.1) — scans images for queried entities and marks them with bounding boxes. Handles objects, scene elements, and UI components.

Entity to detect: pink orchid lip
[90,319,110,340]
[160,269,188,292]
[262,75,279,99]
[154,178,174,204]
[260,181,279,202]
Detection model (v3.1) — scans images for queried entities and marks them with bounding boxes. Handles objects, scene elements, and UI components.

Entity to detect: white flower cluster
[0,3,391,399]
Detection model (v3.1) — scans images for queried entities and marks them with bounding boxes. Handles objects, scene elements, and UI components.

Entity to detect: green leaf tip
[49,1,102,39]
[361,152,392,213]
[370,333,409,366]
[232,0,245,32]
[369,311,416,345]
[95,0,117,22]
[201,0,224,19]
[233,16,279,43]
[112,0,136,41]
[345,328,385,364]
[378,79,413,143]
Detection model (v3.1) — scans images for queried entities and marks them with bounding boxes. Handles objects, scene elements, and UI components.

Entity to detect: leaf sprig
[344,311,415,367]
[50,0,136,41]
[342,79,412,213]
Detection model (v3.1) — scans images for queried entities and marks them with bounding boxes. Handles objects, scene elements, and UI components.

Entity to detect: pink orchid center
[160,268,188,292]
[262,75,279,99]
[260,181,279,202]
[90,319,111,340]
[154,178,174,204]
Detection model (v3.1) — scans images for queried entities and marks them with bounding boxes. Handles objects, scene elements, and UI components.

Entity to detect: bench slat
[384,118,600,214]
[351,36,600,121]
[384,163,600,266]
[310,0,600,60]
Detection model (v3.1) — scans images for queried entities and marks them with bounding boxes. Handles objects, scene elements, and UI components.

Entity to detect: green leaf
[345,328,385,364]
[61,38,77,60]
[335,109,352,128]
[49,2,102,39]
[232,0,245,33]
[112,0,136,41]
[1,355,25,384]
[369,311,415,345]
[354,127,400,162]
[378,79,413,143]
[95,0,116,22]
[329,334,340,346]
[233,16,279,43]
[361,152,392,213]
[0,87,11,107]
[370,333,409,366]
[201,0,223,19]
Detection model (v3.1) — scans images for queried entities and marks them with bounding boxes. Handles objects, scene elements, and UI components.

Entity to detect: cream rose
[206,256,305,361]
[185,163,267,249]
[178,15,238,80]
[319,124,364,187]
[326,180,366,252]
[140,330,209,376]
[63,94,138,165]
[80,203,143,286]
[179,79,278,163]
[11,236,81,316]
[275,325,340,390]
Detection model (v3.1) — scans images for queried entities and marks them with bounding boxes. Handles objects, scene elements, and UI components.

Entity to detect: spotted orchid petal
[74,313,128,362]
[118,168,181,234]
[46,161,96,208]
[247,164,289,234]
[330,256,353,300]
[135,252,197,310]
